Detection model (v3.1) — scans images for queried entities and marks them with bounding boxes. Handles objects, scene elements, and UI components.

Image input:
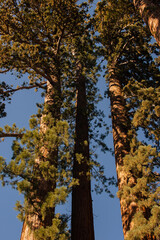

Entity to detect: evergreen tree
[0,1,109,239]
[0,1,91,239]
[71,61,95,240]
[70,36,96,240]
[121,69,160,239]
[95,0,160,238]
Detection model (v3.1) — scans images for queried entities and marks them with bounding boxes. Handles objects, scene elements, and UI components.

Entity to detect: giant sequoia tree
[70,32,98,240]
[95,0,160,239]
[0,1,97,239]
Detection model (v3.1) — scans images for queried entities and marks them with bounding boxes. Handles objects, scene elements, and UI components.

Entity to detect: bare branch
[56,28,64,55]
[0,69,9,74]
[0,132,23,138]
[115,36,135,64]
[118,60,136,66]
[0,82,47,95]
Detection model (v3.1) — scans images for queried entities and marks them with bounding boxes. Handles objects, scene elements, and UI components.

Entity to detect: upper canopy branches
[0,0,88,83]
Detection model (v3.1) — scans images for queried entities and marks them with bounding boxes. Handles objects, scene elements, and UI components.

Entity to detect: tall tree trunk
[133,0,160,46]
[20,76,61,240]
[109,70,157,239]
[109,69,137,239]
[71,64,95,240]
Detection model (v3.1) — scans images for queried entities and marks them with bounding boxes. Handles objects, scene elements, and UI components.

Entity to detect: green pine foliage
[118,143,160,239]
[1,114,73,235]
[123,77,160,239]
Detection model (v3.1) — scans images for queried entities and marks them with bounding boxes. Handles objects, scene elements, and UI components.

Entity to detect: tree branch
[0,132,23,138]
[0,69,9,74]
[114,36,135,65]
[56,28,64,55]
[0,82,47,95]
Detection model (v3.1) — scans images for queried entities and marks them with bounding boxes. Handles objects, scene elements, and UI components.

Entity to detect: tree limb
[0,132,23,138]
[0,69,9,74]
[0,82,47,95]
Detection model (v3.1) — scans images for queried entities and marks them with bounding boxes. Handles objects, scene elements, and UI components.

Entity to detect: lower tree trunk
[133,0,160,46]
[20,77,61,240]
[71,66,94,240]
[109,70,158,240]
[109,70,137,239]
[20,216,39,240]
[109,69,159,240]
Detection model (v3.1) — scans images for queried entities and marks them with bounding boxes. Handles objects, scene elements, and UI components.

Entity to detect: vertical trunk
[109,70,136,239]
[109,70,157,240]
[20,76,61,240]
[20,218,38,240]
[71,66,94,240]
[133,0,160,46]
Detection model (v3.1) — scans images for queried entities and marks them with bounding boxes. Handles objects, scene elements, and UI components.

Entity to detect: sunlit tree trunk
[20,219,37,240]
[108,69,157,239]
[109,69,137,239]
[133,0,160,46]
[71,64,95,240]
[20,76,61,240]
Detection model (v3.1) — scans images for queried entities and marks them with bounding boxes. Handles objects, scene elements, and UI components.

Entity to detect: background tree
[70,35,96,240]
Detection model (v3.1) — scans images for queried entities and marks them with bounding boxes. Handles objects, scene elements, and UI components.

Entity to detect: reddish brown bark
[20,217,38,240]
[20,76,61,240]
[71,65,94,240]
[109,70,157,239]
[109,70,137,239]
[133,0,160,46]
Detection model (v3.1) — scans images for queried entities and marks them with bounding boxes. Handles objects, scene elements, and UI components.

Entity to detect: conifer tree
[95,0,160,238]
[70,36,96,239]
[0,1,90,239]
[71,62,95,240]
[0,1,108,239]
[133,0,160,46]
[120,79,160,240]
[20,78,61,240]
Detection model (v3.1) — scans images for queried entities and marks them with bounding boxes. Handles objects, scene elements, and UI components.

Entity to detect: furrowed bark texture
[109,71,157,240]
[71,66,94,240]
[109,70,136,239]
[133,0,160,46]
[20,77,61,240]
